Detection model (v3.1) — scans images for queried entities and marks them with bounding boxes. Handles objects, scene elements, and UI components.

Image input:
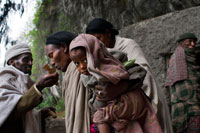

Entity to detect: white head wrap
[5,43,31,64]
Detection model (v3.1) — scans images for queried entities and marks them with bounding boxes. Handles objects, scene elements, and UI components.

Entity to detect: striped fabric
[165,46,188,87]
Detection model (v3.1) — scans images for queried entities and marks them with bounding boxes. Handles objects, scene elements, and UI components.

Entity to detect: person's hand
[95,80,128,102]
[36,73,59,91]
[41,107,57,118]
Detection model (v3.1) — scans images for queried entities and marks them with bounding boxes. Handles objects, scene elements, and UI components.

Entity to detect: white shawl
[62,62,90,133]
[0,65,41,133]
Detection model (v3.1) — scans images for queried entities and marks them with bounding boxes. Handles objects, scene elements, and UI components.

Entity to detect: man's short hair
[86,18,119,35]
[46,31,77,46]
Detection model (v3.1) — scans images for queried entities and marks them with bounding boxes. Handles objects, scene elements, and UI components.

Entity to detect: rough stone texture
[120,6,200,92]
[61,0,200,32]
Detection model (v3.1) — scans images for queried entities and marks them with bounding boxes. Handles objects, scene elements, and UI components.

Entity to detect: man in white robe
[0,43,58,133]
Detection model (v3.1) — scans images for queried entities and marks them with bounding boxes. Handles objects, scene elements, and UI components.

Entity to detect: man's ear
[64,47,68,53]
[60,42,68,53]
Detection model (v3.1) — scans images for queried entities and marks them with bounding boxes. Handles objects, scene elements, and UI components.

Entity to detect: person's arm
[12,73,59,119]
[12,85,42,118]
[95,63,146,102]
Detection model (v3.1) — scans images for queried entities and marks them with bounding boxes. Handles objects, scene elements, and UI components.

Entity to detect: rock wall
[120,6,200,93]
[40,0,200,34]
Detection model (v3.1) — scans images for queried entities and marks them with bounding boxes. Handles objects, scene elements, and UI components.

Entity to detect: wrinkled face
[92,30,114,48]
[180,39,196,49]
[45,44,71,72]
[70,47,90,75]
[9,53,33,75]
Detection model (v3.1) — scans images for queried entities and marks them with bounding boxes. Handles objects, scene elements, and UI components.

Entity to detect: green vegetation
[27,0,80,114]
[36,88,65,112]
[27,0,69,114]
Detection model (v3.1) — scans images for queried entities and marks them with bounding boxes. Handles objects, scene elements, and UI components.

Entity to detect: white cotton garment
[0,65,41,133]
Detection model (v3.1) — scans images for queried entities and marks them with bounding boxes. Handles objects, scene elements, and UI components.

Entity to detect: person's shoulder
[0,66,18,79]
[116,36,139,46]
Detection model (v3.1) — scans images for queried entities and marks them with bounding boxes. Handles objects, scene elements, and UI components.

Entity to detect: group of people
[0,18,199,133]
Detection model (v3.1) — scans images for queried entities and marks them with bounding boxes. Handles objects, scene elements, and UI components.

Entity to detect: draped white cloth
[62,63,90,133]
[0,65,41,133]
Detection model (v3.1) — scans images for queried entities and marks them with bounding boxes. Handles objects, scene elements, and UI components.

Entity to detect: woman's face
[45,44,71,72]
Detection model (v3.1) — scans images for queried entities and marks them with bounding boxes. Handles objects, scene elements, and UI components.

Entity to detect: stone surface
[61,0,200,32]
[40,0,200,34]
[120,6,200,92]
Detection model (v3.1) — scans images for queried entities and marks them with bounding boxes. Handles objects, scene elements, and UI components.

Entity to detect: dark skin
[8,53,59,91]
[8,52,59,118]
[179,38,196,48]
[8,53,33,75]
[70,47,90,75]
[45,43,71,72]
[92,29,115,48]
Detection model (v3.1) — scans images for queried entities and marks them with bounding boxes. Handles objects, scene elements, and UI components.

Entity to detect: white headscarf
[5,43,31,64]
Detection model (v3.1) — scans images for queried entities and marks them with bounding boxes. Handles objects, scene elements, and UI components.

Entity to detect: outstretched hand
[36,73,59,91]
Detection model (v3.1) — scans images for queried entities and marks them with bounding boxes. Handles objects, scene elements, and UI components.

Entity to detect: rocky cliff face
[62,0,200,30]
[120,6,200,95]
[40,0,200,34]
